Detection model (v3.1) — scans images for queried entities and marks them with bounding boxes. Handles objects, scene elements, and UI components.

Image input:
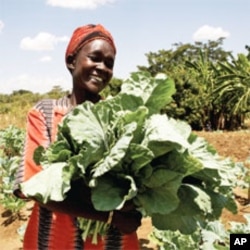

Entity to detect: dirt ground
[1,130,250,250]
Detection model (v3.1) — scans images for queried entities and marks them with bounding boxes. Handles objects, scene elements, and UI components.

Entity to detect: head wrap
[65,24,116,63]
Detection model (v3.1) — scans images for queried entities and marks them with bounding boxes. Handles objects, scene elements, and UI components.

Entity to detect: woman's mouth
[90,75,104,85]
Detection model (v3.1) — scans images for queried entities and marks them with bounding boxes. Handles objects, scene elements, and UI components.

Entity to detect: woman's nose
[96,61,106,71]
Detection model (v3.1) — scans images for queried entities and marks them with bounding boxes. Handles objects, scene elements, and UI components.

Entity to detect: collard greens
[20,71,242,235]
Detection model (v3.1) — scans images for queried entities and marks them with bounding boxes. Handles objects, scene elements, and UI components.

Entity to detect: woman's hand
[112,209,142,234]
[110,200,142,234]
[39,179,142,234]
[119,199,136,212]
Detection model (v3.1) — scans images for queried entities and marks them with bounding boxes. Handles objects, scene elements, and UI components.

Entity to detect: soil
[1,131,250,250]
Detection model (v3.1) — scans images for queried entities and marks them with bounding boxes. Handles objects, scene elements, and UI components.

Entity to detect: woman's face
[69,39,115,95]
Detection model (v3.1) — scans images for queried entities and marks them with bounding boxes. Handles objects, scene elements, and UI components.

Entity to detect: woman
[14,24,142,250]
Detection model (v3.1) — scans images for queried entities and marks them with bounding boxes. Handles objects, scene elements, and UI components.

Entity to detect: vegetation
[1,89,64,129]
[0,126,25,217]
[138,38,250,130]
[150,215,250,250]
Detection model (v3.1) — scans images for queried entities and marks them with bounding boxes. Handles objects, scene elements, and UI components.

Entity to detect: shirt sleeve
[13,105,51,198]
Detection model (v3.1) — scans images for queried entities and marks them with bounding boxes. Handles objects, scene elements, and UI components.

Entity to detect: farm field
[0,130,250,250]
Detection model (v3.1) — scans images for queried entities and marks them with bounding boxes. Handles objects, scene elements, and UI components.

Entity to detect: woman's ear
[66,55,75,71]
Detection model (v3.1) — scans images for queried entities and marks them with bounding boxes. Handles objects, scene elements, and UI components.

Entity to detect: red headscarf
[65,24,116,63]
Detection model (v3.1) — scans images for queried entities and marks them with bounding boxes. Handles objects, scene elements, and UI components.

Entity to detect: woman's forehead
[81,39,116,56]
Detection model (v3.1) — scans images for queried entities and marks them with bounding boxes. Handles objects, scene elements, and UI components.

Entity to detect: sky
[0,0,249,94]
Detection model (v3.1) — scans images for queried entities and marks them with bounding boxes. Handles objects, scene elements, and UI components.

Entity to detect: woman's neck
[69,91,100,107]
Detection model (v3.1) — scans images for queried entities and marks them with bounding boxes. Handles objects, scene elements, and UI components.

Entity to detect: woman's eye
[89,55,100,62]
[105,59,114,69]
[88,54,114,69]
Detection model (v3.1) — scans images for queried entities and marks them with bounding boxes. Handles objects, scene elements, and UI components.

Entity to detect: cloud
[46,0,115,9]
[20,32,69,51]
[193,25,230,41]
[0,20,4,33]
[40,56,52,62]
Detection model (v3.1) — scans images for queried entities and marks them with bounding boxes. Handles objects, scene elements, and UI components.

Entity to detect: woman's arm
[39,178,142,234]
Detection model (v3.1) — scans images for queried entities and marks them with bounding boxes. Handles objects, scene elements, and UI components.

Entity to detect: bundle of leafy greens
[20,71,243,242]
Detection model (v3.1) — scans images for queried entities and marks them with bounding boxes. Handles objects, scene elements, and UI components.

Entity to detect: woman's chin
[87,81,104,94]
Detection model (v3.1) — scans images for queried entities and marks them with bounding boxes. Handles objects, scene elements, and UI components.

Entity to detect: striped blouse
[14,96,139,250]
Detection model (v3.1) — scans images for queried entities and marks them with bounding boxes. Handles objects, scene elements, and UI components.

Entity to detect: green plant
[0,126,25,215]
[0,125,25,157]
[149,214,250,250]
[0,157,25,214]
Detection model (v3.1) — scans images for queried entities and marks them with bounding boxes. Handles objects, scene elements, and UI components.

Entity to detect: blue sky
[0,0,249,94]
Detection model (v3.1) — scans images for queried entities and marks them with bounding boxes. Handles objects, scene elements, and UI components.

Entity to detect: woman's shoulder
[34,96,71,109]
[26,96,72,121]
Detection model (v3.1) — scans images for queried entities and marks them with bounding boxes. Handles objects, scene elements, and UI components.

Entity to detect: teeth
[91,76,102,82]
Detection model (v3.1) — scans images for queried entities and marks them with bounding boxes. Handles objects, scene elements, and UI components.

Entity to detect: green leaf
[152,212,198,234]
[151,184,214,233]
[121,72,176,114]
[33,146,45,165]
[92,122,137,178]
[127,143,154,173]
[62,101,109,161]
[145,73,176,114]
[153,149,203,177]
[20,162,71,203]
[142,114,191,157]
[91,174,137,211]
[135,170,183,214]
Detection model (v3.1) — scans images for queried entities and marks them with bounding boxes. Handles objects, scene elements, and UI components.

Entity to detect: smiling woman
[67,39,115,103]
[13,24,142,250]
[65,24,116,105]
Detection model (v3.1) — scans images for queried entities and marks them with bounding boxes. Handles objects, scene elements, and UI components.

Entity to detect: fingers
[120,200,136,212]
[112,210,142,234]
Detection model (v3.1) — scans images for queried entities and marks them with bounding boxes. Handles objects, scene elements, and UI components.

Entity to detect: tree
[44,85,68,99]
[138,38,233,130]
[213,53,250,129]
